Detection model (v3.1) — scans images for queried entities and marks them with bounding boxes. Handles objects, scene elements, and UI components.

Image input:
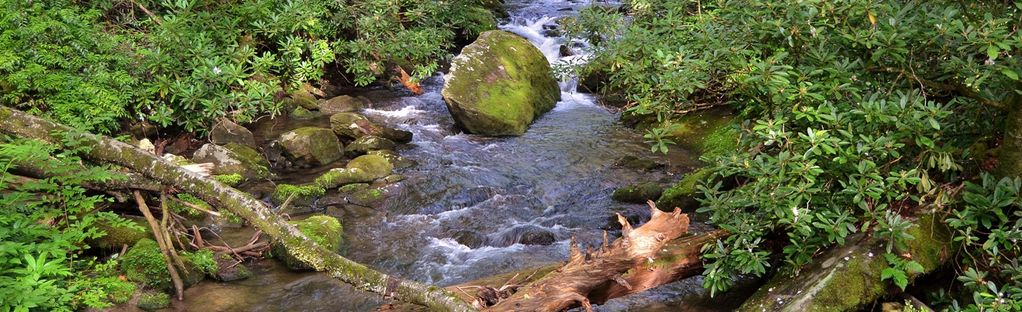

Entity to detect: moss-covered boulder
[286,89,319,110]
[441,30,560,136]
[655,168,713,212]
[121,238,206,291]
[367,150,417,169]
[642,109,738,160]
[738,214,952,312]
[345,135,397,156]
[329,112,413,143]
[278,127,344,166]
[313,154,394,189]
[611,182,664,204]
[212,252,251,282]
[290,106,321,120]
[191,143,270,180]
[88,216,150,249]
[319,95,368,115]
[271,215,344,271]
[210,118,256,147]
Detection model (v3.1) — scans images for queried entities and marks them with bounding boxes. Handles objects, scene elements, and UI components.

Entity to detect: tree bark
[0,107,473,312]
[999,103,1022,178]
[485,202,692,312]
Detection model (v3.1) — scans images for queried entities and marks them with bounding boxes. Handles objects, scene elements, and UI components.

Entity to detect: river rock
[367,150,417,169]
[314,154,393,189]
[329,112,413,143]
[287,89,319,110]
[271,215,344,271]
[441,30,560,136]
[278,127,344,166]
[210,119,256,147]
[345,135,397,156]
[611,182,664,204]
[122,238,205,291]
[213,252,251,282]
[319,95,368,115]
[191,143,270,180]
[290,106,320,120]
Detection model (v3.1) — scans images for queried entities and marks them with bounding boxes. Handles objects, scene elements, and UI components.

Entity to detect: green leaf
[1003,69,1019,81]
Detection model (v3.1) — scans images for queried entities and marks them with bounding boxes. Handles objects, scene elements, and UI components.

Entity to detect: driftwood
[445,229,725,310]
[0,107,473,312]
[483,201,692,312]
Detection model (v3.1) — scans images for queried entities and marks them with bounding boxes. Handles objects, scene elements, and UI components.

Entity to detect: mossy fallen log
[0,107,473,312]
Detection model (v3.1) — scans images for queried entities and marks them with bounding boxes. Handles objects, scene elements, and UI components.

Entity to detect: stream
[175,1,756,311]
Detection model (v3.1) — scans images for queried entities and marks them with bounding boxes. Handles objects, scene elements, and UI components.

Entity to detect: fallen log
[486,201,692,312]
[0,107,473,312]
[446,229,726,309]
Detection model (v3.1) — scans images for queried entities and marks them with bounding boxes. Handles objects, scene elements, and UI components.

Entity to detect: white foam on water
[363,105,426,119]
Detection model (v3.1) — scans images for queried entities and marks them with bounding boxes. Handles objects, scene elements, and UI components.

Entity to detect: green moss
[288,89,319,110]
[272,183,326,202]
[182,249,217,276]
[611,182,663,204]
[272,215,344,270]
[279,127,343,165]
[656,168,713,211]
[90,217,150,249]
[213,173,244,186]
[291,106,318,120]
[807,253,886,311]
[222,143,270,178]
[338,183,370,193]
[344,135,397,156]
[169,193,212,218]
[903,213,952,271]
[137,291,170,311]
[346,154,393,180]
[121,238,172,289]
[313,168,366,189]
[105,278,137,304]
[699,121,740,160]
[441,30,559,136]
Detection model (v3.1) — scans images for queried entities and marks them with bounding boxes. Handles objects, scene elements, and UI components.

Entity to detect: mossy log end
[0,107,473,312]
[485,201,692,312]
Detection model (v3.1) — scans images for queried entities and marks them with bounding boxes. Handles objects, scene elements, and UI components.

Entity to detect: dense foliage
[570,0,1022,308]
[0,136,138,311]
[0,0,496,134]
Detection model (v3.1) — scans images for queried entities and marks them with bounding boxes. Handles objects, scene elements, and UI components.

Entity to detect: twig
[131,0,162,25]
[133,191,184,301]
[168,195,222,216]
[160,193,188,272]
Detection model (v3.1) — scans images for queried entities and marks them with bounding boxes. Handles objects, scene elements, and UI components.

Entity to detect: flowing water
[175,1,755,311]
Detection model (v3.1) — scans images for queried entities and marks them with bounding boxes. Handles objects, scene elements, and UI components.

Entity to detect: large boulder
[441,30,560,136]
[277,127,344,166]
[210,119,256,147]
[329,112,412,143]
[191,143,270,179]
[319,95,368,115]
[271,215,344,271]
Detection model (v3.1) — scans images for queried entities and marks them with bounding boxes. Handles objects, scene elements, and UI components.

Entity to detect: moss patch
[272,183,326,202]
[272,215,344,270]
[213,173,244,186]
[656,168,713,211]
[137,291,170,311]
[121,238,172,289]
[611,182,664,204]
[89,217,150,249]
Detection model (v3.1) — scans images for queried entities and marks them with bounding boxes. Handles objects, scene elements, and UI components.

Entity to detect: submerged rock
[614,155,664,171]
[611,182,664,204]
[441,30,560,136]
[210,118,256,147]
[329,112,413,143]
[212,252,251,282]
[191,143,270,180]
[277,127,344,166]
[319,95,368,115]
[271,215,344,271]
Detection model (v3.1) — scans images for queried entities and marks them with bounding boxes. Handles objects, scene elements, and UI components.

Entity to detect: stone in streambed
[121,238,205,291]
[441,30,560,136]
[271,215,344,271]
[319,95,368,115]
[329,112,413,143]
[210,118,256,147]
[191,143,270,180]
[313,154,394,189]
[212,252,251,282]
[367,150,417,169]
[345,135,397,156]
[277,127,344,166]
[611,182,664,204]
[655,168,712,212]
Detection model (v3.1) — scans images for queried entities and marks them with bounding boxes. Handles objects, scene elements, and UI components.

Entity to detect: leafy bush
[0,137,137,310]
[570,0,1022,306]
[1,0,497,134]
